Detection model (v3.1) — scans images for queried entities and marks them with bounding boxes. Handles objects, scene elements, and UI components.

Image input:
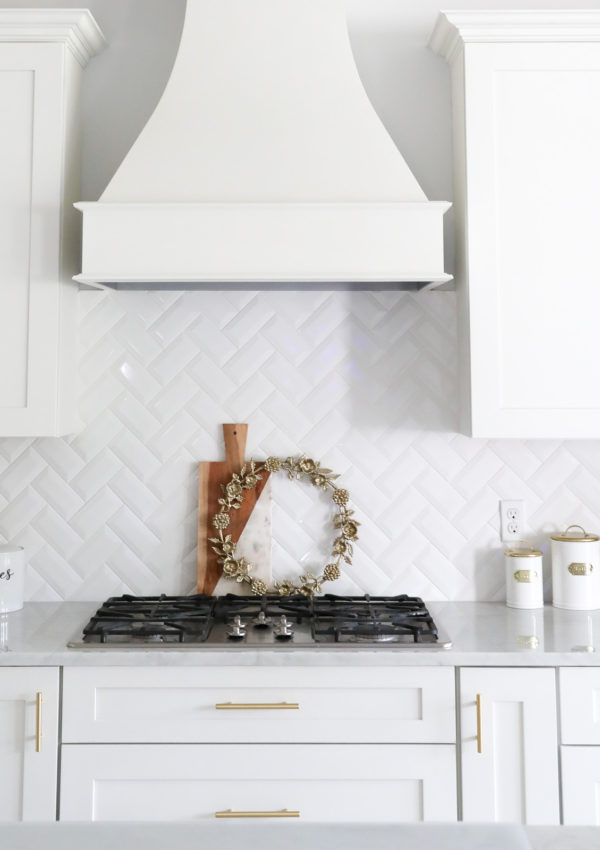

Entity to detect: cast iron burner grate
[73,592,447,647]
[83,593,216,643]
[308,594,440,643]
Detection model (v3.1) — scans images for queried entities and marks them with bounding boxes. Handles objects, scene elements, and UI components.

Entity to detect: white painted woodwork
[561,746,600,825]
[0,667,59,821]
[460,667,559,824]
[430,12,600,437]
[74,201,451,286]
[0,11,104,436]
[559,668,600,744]
[559,669,600,824]
[76,0,450,286]
[62,666,455,743]
[59,743,457,822]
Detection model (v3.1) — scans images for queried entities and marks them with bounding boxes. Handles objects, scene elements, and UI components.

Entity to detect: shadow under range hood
[75,0,451,290]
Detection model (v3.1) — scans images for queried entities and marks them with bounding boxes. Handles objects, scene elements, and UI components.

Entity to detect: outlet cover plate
[500,499,526,542]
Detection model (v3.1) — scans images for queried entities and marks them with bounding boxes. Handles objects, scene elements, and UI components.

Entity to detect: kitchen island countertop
[0,822,598,850]
[2,600,600,666]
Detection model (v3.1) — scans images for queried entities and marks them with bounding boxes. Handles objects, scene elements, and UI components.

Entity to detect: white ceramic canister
[505,541,544,609]
[0,545,25,613]
[551,525,600,610]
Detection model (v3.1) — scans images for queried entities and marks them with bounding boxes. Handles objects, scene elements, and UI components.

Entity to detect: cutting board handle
[222,424,247,472]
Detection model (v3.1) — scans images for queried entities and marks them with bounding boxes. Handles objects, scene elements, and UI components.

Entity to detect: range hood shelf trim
[75,200,451,289]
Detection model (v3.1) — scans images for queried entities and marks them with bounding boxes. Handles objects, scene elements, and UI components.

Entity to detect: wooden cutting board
[197,424,270,594]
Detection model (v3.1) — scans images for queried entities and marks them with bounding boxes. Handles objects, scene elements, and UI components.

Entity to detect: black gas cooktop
[68,593,451,649]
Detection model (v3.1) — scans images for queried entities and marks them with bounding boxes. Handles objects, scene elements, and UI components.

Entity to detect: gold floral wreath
[209,455,359,597]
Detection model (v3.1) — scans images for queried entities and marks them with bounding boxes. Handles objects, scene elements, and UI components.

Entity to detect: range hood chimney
[75,0,450,289]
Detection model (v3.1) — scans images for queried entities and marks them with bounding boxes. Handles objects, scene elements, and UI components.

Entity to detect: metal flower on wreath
[208,456,359,597]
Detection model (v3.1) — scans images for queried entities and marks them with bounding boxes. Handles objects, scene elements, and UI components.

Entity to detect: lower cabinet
[559,667,600,824]
[460,667,559,824]
[59,665,457,823]
[0,667,59,821]
[4,660,600,824]
[561,747,600,825]
[60,743,456,822]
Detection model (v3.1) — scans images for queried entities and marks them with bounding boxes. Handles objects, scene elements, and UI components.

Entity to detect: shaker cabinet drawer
[62,666,455,744]
[561,746,600,824]
[559,668,600,744]
[59,743,457,823]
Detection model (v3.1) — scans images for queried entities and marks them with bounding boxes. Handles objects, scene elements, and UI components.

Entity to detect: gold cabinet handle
[215,702,299,710]
[215,809,299,818]
[476,693,482,754]
[36,692,42,753]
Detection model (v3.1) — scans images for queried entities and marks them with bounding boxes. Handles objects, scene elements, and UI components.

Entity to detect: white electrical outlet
[500,500,526,542]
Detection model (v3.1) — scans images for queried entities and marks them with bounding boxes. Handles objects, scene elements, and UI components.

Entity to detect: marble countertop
[0,822,598,850]
[2,601,600,666]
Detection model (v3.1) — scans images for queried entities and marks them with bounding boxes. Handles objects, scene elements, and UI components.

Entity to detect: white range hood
[75,0,450,289]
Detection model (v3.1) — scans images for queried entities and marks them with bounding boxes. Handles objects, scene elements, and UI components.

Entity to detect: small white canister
[551,525,600,610]
[505,541,544,609]
[0,545,25,613]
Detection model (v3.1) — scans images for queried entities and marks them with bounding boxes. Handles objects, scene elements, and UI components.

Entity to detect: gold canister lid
[505,540,542,558]
[550,524,600,543]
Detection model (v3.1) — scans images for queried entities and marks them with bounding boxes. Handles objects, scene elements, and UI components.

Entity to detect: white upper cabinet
[0,11,104,436]
[430,12,600,438]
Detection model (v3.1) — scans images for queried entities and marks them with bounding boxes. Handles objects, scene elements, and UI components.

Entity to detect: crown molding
[0,9,106,66]
[430,10,600,63]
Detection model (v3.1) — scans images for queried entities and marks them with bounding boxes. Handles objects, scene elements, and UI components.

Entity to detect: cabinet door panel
[559,668,600,744]
[0,667,59,821]
[62,666,455,744]
[60,744,457,823]
[460,668,559,824]
[432,17,600,437]
[0,11,101,437]
[562,746,600,824]
[0,43,70,435]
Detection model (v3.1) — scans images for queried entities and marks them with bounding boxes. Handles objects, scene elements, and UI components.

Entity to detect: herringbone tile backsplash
[1,289,599,602]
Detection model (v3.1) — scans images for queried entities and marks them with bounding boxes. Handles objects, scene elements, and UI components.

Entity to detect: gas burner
[227,615,247,640]
[252,611,272,628]
[273,615,294,640]
[69,593,451,649]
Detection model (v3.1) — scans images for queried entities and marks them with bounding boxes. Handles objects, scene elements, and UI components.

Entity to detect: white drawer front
[62,667,455,744]
[60,744,457,823]
[559,668,600,744]
[561,746,600,824]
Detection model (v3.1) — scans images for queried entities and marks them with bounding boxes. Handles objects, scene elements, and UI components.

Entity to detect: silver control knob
[273,615,294,640]
[227,615,247,639]
[252,611,272,628]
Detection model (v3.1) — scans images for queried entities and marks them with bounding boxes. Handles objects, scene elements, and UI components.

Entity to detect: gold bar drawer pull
[36,692,43,753]
[216,809,300,819]
[215,702,299,710]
